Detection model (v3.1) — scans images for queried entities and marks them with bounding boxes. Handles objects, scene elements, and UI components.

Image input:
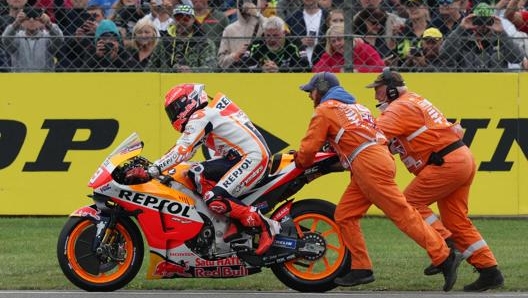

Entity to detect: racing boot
[424,237,457,276]
[223,222,240,242]
[229,204,281,255]
[439,248,463,292]
[334,269,375,287]
[463,266,504,292]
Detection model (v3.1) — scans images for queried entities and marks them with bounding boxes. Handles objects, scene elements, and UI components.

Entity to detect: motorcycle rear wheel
[270,199,350,292]
[57,216,144,291]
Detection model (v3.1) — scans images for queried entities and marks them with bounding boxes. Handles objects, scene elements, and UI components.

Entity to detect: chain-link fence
[0,0,527,73]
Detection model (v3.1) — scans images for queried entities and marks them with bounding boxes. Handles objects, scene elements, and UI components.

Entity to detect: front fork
[70,196,129,262]
[91,214,128,262]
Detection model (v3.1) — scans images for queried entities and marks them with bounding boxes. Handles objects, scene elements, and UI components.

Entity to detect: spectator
[111,0,146,47]
[56,4,104,71]
[400,27,446,71]
[259,0,277,18]
[318,0,344,10]
[312,24,385,72]
[34,0,73,23]
[125,17,158,70]
[0,0,29,71]
[147,4,217,72]
[504,0,528,33]
[431,0,465,36]
[217,0,267,70]
[285,0,328,67]
[2,7,64,71]
[55,0,93,37]
[440,3,525,71]
[88,0,115,17]
[191,0,230,48]
[276,0,302,21]
[241,15,309,72]
[213,0,238,22]
[357,0,407,19]
[326,7,344,26]
[495,0,528,70]
[83,19,133,71]
[353,8,394,61]
[355,0,406,55]
[394,0,432,66]
[139,0,174,37]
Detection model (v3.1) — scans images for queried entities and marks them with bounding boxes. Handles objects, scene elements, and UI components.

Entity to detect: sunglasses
[438,0,454,5]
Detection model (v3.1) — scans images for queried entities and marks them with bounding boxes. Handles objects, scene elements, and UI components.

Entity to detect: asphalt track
[0,291,527,298]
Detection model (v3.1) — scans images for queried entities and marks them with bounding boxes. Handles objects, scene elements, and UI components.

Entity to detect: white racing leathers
[153,92,271,198]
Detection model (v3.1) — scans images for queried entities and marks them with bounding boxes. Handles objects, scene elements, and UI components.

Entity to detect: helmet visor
[165,97,188,123]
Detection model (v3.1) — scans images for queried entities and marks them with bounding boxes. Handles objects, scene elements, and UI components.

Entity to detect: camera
[308,30,317,37]
[104,42,115,53]
[23,7,43,19]
[80,11,96,23]
[472,16,494,26]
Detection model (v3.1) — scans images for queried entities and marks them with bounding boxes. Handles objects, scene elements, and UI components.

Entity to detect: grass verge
[0,216,526,291]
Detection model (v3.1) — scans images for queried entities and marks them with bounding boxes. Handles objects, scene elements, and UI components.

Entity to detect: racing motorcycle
[57,132,350,292]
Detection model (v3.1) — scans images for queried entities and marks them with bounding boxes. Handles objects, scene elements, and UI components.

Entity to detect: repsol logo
[118,190,191,217]
[222,158,252,188]
[215,96,231,110]
[1,118,527,172]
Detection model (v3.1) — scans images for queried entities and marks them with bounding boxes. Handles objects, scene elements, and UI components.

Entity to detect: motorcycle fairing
[69,205,101,220]
[95,179,204,249]
[88,132,144,189]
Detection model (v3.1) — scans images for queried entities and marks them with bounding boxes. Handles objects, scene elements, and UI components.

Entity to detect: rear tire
[270,199,350,292]
[57,216,144,291]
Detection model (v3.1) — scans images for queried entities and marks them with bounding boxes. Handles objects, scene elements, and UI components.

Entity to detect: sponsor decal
[194,266,248,278]
[154,260,192,278]
[117,190,192,217]
[193,256,248,278]
[3,118,527,172]
[273,235,296,249]
[222,158,253,189]
[271,202,291,221]
[215,96,231,110]
[195,256,242,267]
[71,206,101,220]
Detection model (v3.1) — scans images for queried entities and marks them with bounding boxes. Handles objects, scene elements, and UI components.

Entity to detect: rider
[125,83,280,255]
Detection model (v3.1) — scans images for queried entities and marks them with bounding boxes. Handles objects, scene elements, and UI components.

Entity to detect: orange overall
[376,91,498,269]
[295,99,450,270]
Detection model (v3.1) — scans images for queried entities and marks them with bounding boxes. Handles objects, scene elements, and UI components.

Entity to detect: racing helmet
[164,83,208,132]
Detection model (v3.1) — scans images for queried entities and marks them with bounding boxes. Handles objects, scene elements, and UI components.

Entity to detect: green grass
[0,216,526,291]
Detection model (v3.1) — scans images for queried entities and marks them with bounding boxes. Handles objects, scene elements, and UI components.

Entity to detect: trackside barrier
[0,72,526,215]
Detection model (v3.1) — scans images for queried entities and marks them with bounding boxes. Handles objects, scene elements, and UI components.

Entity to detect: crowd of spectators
[0,0,527,72]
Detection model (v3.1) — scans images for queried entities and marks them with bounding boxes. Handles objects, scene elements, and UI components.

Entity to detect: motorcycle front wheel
[270,199,351,292]
[57,216,144,291]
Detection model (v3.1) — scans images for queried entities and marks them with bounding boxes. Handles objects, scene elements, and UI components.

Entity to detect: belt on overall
[427,140,465,166]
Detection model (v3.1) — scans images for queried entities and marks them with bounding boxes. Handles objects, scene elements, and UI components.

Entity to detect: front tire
[57,216,144,291]
[270,199,351,292]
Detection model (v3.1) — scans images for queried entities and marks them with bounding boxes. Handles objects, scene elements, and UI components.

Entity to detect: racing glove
[125,167,150,184]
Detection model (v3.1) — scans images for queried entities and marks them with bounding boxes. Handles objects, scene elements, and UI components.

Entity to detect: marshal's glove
[125,167,150,184]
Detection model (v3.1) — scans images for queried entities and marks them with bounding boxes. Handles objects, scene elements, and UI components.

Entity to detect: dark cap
[300,72,340,92]
[366,69,405,88]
